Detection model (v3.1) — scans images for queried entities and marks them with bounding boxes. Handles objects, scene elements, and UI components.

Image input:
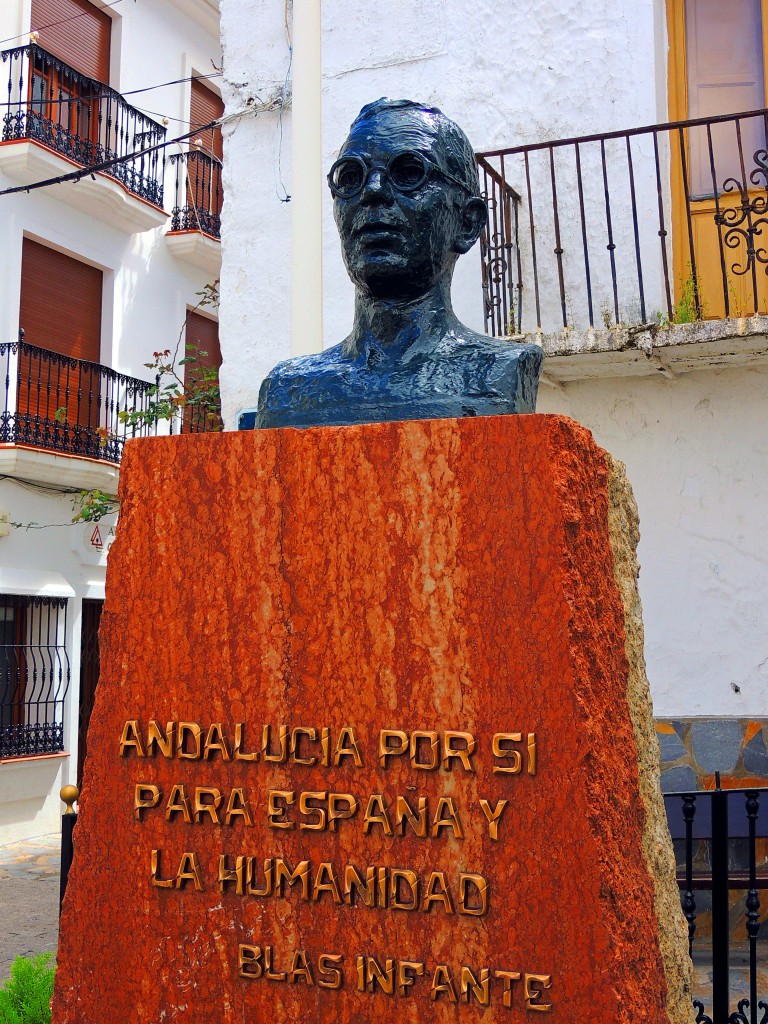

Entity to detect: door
[78,598,102,786]
[18,238,103,444]
[668,0,768,318]
[188,79,224,234]
[183,309,221,433]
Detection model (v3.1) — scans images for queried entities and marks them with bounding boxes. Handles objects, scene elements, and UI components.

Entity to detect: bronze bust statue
[254,99,542,428]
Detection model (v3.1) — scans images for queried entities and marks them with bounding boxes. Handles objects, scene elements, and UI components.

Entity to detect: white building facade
[0,0,223,842]
[220,0,768,793]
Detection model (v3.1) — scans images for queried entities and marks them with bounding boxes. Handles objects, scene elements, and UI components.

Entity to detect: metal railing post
[59,784,78,914]
[711,773,730,1024]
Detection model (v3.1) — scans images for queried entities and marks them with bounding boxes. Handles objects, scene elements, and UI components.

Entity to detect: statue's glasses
[327,150,472,199]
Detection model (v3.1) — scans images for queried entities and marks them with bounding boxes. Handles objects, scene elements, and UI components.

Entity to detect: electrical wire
[0,0,126,49]
[0,72,223,111]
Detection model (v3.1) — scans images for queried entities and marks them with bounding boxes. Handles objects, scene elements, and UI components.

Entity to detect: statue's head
[328,99,487,301]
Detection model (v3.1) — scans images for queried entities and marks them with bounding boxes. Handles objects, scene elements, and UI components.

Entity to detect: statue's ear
[454,196,487,254]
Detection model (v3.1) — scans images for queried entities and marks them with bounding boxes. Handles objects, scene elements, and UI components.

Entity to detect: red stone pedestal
[53,415,692,1023]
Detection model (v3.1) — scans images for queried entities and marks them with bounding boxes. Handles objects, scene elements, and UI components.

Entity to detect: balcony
[477,107,768,382]
[0,44,167,233]
[0,337,159,489]
[166,149,222,274]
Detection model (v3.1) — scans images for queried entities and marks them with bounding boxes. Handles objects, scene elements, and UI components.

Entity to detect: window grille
[0,595,70,758]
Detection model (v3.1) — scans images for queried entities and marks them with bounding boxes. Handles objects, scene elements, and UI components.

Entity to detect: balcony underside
[0,139,167,233]
[527,315,768,384]
[166,229,222,274]
[0,444,119,490]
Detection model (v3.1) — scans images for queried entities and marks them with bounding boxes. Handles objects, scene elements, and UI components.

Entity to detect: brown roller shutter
[18,238,103,430]
[183,310,221,433]
[31,0,111,82]
[190,80,224,160]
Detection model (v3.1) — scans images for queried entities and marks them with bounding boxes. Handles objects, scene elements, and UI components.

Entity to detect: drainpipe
[290,0,323,356]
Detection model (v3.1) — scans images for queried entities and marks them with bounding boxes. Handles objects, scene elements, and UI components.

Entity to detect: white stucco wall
[537,363,768,720]
[0,0,221,843]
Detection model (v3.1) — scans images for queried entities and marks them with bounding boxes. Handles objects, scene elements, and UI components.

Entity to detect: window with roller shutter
[183,309,221,433]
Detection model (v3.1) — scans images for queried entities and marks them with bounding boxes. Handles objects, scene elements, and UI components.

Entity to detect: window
[183,310,221,433]
[0,596,70,759]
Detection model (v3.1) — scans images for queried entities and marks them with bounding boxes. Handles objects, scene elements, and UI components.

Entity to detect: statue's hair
[349,98,481,198]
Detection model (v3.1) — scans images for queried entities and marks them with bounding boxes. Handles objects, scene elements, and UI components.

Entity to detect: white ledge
[166,229,222,274]
[0,140,167,234]
[0,444,119,491]
[515,316,768,382]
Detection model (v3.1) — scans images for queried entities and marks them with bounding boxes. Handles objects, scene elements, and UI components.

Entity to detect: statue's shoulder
[261,343,349,386]
[446,331,543,370]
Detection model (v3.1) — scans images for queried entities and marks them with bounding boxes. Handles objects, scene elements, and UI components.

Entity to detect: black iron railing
[0,337,158,463]
[169,150,222,238]
[0,595,69,759]
[664,782,768,1024]
[1,43,166,207]
[478,107,768,335]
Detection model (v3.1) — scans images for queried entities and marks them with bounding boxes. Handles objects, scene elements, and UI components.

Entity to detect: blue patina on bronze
[254,99,542,429]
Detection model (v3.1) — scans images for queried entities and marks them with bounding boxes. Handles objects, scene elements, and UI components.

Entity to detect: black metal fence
[0,595,69,759]
[169,150,223,238]
[1,43,166,207]
[477,107,768,335]
[665,783,768,1024]
[0,336,158,463]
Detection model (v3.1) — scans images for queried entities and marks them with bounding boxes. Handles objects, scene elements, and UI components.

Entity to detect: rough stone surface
[690,720,743,774]
[657,726,688,764]
[53,415,693,1024]
[661,766,699,794]
[744,729,768,776]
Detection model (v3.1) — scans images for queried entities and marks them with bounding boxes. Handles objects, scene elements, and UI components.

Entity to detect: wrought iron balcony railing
[1,43,166,207]
[477,107,768,336]
[0,337,158,464]
[169,149,222,239]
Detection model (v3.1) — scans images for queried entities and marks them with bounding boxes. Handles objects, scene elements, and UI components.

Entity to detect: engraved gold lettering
[176,851,204,891]
[328,792,358,830]
[343,864,376,907]
[442,731,476,771]
[146,720,175,758]
[134,783,160,821]
[299,791,327,831]
[274,858,310,899]
[193,786,222,825]
[246,857,273,896]
[356,955,365,991]
[460,966,490,1005]
[492,732,522,774]
[218,854,246,894]
[377,866,388,907]
[288,950,314,985]
[524,974,552,1011]
[493,969,521,1007]
[291,727,317,766]
[150,848,173,888]
[528,732,537,775]
[458,873,489,916]
[233,722,258,761]
[317,953,343,989]
[321,726,331,767]
[390,869,419,910]
[334,726,363,767]
[397,960,425,996]
[479,797,508,840]
[165,783,192,823]
[119,720,145,757]
[177,722,202,760]
[264,945,286,982]
[431,964,458,1002]
[203,723,232,761]
[223,788,254,827]
[312,862,342,903]
[393,795,428,837]
[363,794,393,836]
[409,730,439,770]
[262,724,288,763]
[267,790,295,829]
[378,729,408,767]
[365,955,395,995]
[431,796,463,838]
[422,871,454,914]
[239,944,263,978]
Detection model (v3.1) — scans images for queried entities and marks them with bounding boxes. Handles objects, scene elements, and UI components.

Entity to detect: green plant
[672,264,707,323]
[0,953,55,1024]
[117,344,222,433]
[71,489,118,524]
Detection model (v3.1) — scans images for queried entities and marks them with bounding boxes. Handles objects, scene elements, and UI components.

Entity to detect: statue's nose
[360,168,394,204]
